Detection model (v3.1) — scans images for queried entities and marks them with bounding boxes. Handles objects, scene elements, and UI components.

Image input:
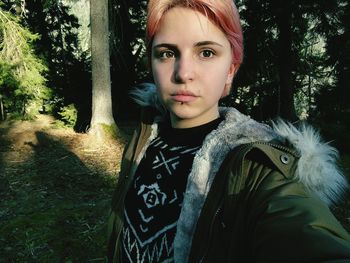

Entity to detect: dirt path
[0,115,125,261]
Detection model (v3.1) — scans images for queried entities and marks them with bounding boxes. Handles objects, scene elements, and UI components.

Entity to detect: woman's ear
[222,63,236,98]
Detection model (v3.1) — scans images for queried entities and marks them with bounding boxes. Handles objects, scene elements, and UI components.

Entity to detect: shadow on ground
[0,128,115,262]
[0,125,11,193]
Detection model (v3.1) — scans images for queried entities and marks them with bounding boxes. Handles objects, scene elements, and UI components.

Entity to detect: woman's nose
[173,55,195,83]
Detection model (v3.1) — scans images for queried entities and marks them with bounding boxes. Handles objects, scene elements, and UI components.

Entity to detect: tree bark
[276,1,298,121]
[89,0,116,139]
[0,94,4,121]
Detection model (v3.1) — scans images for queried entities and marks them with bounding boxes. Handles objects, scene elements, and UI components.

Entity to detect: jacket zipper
[199,205,222,263]
[198,141,295,262]
[248,141,300,157]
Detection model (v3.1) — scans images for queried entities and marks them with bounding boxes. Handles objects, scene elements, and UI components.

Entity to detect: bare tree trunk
[89,0,117,140]
[22,100,26,117]
[308,74,312,116]
[276,1,297,121]
[0,94,4,121]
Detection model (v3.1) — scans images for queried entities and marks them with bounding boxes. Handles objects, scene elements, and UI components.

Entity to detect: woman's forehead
[153,7,229,47]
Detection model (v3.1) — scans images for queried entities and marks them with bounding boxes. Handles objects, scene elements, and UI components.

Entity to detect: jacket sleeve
[243,146,350,262]
[107,126,141,263]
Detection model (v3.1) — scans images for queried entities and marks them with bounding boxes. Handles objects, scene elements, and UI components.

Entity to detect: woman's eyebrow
[153,43,177,49]
[153,41,223,49]
[194,41,223,47]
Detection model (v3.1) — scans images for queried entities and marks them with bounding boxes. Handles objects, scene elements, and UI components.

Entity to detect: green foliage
[0,6,50,119]
[57,103,77,127]
[0,62,18,90]
[24,0,92,125]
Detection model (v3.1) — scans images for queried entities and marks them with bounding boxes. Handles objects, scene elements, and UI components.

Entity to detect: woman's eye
[200,49,215,58]
[159,51,175,59]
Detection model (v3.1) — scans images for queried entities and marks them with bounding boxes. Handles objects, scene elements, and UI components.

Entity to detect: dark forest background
[0,0,349,151]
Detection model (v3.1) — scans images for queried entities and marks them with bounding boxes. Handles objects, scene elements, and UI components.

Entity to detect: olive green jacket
[107,86,350,262]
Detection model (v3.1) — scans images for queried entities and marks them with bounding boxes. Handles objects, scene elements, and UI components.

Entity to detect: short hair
[146,0,243,68]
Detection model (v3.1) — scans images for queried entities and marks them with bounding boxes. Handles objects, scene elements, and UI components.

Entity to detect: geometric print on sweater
[122,136,201,263]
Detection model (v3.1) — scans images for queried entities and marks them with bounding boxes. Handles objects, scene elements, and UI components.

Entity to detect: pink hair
[146,0,244,68]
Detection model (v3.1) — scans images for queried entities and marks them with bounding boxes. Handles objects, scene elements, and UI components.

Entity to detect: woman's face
[151,7,235,128]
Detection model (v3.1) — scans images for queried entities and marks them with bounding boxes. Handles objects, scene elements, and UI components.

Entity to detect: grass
[1,200,109,261]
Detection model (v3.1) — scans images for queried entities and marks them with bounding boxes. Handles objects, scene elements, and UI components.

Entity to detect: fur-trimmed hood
[131,83,348,262]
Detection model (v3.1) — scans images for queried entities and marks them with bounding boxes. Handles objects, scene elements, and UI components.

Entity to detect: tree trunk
[109,0,138,120]
[0,94,4,121]
[89,0,117,140]
[276,1,297,121]
[22,100,26,117]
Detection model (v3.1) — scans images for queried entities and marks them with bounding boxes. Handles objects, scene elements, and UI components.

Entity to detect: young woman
[107,0,350,262]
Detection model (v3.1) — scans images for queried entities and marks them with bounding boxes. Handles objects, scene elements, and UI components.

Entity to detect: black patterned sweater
[121,118,222,263]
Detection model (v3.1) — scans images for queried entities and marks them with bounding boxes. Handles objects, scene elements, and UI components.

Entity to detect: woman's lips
[171,91,198,102]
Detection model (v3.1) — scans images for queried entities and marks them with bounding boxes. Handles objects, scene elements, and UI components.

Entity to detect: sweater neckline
[158,117,223,146]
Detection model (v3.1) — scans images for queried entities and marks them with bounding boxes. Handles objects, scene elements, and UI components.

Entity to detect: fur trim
[130,83,167,116]
[272,120,348,206]
[174,107,278,262]
[130,83,348,262]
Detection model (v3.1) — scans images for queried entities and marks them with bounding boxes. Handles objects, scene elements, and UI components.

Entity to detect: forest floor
[0,114,128,262]
[0,115,350,262]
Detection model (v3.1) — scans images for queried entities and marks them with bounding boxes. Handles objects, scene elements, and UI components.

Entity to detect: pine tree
[0,3,49,119]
